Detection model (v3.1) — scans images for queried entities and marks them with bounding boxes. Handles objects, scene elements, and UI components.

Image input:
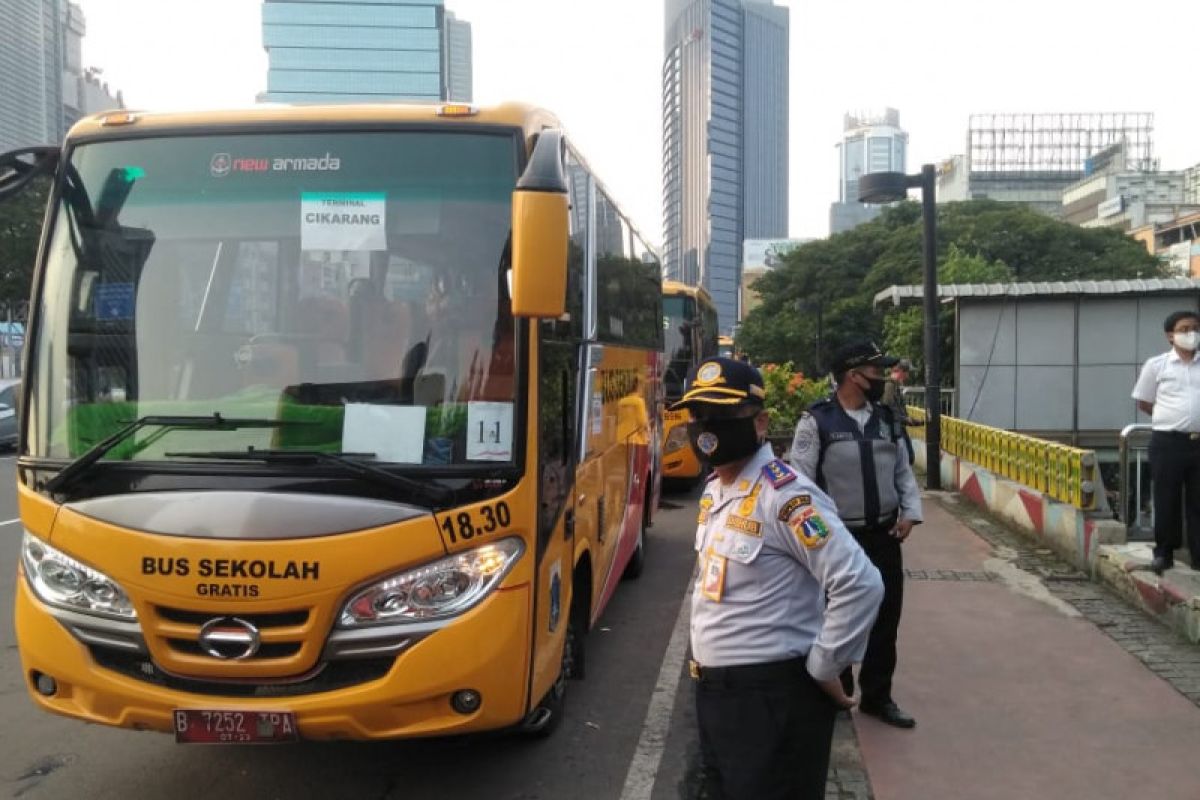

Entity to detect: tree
[0,175,50,321]
[738,200,1163,379]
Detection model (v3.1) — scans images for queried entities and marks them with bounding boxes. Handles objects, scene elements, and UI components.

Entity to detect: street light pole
[857,165,942,491]
[918,164,942,490]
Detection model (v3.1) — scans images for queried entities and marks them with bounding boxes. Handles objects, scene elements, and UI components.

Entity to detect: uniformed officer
[788,340,923,729]
[675,357,884,800]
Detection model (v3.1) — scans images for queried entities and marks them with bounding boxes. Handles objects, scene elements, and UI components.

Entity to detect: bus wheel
[623,487,650,580]
[521,596,584,738]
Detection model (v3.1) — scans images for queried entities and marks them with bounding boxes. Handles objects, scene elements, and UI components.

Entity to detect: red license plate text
[174,709,298,744]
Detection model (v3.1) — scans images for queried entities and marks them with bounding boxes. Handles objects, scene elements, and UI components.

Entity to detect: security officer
[788,340,923,729]
[675,357,883,799]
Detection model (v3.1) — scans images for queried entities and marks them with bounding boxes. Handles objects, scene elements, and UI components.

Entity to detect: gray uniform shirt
[690,445,884,681]
[787,406,923,525]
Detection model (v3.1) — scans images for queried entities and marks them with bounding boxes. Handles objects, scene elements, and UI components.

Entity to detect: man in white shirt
[1132,310,1200,574]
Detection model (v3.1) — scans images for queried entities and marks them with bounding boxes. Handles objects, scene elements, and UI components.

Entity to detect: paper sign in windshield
[343,404,426,464]
[466,402,514,461]
[301,192,386,251]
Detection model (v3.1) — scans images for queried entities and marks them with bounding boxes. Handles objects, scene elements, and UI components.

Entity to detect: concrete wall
[913,444,1125,572]
[956,293,1200,442]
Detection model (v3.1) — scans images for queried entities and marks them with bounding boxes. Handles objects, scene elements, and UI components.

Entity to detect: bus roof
[662,280,714,304]
[64,102,561,145]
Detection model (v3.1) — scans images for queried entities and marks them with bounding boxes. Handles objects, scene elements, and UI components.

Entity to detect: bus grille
[88,646,395,697]
[145,603,320,675]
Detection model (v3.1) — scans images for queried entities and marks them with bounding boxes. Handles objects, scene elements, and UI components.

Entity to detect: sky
[74,0,1200,247]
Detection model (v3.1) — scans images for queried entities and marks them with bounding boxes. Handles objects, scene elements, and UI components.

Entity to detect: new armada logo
[209,153,231,178]
[198,616,262,660]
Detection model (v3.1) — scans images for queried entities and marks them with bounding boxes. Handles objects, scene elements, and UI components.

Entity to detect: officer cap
[830,339,899,374]
[669,357,765,411]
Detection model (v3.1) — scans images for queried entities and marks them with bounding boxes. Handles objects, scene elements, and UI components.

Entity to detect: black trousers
[840,520,903,708]
[694,657,837,800]
[1149,431,1200,565]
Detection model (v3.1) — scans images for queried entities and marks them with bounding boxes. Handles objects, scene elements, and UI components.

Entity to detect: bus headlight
[21,532,136,620]
[664,424,692,454]
[338,537,524,628]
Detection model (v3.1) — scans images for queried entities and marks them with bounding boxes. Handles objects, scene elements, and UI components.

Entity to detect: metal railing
[907,406,1100,510]
[901,386,956,416]
[1118,424,1153,539]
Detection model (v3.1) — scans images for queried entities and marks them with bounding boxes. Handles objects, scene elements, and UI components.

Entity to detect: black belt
[1153,430,1200,440]
[847,511,899,535]
[688,656,806,685]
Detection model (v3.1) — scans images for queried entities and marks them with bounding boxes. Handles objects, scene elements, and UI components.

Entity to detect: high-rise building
[261,0,472,104]
[1,0,66,150]
[62,3,123,130]
[442,10,472,103]
[663,0,789,334]
[0,0,120,151]
[937,113,1155,218]
[829,109,908,235]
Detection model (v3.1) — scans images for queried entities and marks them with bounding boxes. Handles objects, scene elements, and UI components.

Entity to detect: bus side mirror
[0,146,60,203]
[511,131,568,319]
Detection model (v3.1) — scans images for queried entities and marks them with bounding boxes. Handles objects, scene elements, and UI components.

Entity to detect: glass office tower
[262,0,471,103]
[663,0,789,334]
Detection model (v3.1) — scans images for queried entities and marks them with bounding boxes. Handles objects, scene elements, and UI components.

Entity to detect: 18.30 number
[439,501,512,543]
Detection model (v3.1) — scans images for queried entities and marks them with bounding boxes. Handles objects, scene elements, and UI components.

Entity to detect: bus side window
[538,337,577,542]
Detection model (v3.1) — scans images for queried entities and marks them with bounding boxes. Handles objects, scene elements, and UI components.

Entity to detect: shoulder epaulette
[762,459,796,489]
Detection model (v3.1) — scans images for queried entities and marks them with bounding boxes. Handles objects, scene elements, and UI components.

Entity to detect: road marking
[619,581,692,800]
[0,518,19,526]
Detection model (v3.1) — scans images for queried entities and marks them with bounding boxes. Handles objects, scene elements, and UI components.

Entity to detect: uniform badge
[789,506,831,549]
[695,362,723,385]
[725,515,762,536]
[701,550,727,601]
[697,510,710,524]
[762,459,796,488]
[737,479,751,491]
[736,483,762,517]
[777,494,813,521]
[700,494,714,511]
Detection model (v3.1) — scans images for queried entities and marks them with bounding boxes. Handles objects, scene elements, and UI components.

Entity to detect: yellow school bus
[1,102,662,742]
[661,281,717,484]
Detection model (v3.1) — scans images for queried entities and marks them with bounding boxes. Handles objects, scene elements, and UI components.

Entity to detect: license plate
[173,709,298,744]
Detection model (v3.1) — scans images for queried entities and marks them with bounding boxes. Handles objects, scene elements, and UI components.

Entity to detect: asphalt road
[0,465,706,800]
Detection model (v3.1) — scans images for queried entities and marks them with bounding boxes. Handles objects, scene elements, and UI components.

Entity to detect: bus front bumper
[15,580,533,740]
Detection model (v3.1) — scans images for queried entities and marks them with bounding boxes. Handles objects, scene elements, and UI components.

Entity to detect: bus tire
[622,488,650,580]
[521,589,585,738]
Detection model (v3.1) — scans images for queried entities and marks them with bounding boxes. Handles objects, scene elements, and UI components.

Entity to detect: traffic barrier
[905,406,1098,511]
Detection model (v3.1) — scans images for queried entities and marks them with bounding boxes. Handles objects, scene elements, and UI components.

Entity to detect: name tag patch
[725,515,762,536]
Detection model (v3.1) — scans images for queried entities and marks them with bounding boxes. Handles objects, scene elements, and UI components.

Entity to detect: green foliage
[760,361,831,435]
[0,175,50,320]
[738,200,1164,381]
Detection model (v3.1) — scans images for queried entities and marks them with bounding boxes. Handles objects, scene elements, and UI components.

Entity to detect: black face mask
[859,375,886,403]
[687,415,762,466]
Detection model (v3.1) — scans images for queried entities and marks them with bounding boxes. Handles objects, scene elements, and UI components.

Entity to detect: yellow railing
[905,407,1098,510]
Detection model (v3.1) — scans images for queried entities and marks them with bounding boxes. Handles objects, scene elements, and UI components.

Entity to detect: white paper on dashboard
[301,192,386,251]
[466,402,514,461]
[342,404,426,463]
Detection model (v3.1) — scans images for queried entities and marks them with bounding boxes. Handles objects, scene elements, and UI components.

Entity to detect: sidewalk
[851,496,1200,800]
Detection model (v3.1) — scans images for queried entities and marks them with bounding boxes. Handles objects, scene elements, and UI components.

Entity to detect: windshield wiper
[165,448,452,504]
[45,414,310,495]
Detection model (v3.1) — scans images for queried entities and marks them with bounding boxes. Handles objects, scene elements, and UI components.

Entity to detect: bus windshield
[663,294,695,400]
[29,130,520,469]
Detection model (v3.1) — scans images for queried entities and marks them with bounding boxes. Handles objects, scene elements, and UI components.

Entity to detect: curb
[1095,544,1200,644]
